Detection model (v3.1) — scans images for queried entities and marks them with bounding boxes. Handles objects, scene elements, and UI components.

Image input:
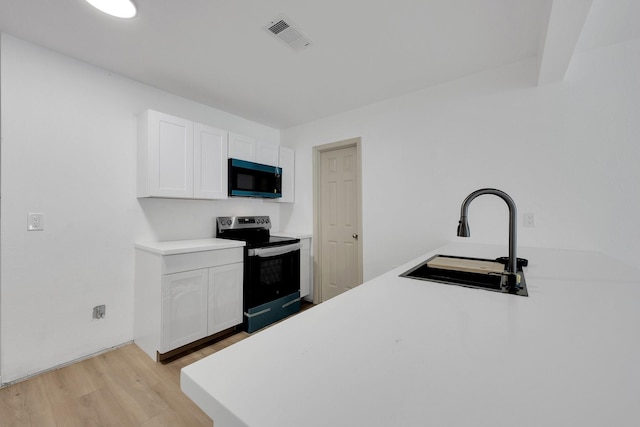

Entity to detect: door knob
[352,233,358,239]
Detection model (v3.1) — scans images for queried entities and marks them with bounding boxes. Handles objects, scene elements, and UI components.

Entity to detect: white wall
[0,34,281,383]
[281,38,640,281]
[2,31,638,384]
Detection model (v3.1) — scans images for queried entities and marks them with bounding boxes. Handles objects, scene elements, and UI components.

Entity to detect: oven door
[245,242,301,309]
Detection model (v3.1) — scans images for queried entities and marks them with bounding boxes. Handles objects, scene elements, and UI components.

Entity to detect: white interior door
[319,145,361,301]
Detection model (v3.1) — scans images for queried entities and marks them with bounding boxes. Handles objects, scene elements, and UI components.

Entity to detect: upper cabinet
[278,146,295,203]
[138,110,293,201]
[257,140,280,166]
[138,110,194,198]
[228,132,257,162]
[138,110,228,199]
[229,133,279,166]
[194,123,228,199]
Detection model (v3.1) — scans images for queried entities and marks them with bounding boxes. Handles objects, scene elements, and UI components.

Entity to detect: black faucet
[457,188,520,290]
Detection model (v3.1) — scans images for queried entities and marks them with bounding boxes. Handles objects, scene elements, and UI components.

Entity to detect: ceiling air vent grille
[268,20,290,35]
[265,15,312,50]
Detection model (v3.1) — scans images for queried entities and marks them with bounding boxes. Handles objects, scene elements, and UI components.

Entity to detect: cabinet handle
[352,233,358,239]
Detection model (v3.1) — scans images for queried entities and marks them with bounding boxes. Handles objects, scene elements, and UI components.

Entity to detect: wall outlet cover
[523,213,535,228]
[27,213,44,231]
[93,305,106,319]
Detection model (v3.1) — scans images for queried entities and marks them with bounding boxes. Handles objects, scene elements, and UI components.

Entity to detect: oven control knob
[265,218,270,223]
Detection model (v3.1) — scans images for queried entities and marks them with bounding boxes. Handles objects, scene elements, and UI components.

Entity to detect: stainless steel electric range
[216,216,301,333]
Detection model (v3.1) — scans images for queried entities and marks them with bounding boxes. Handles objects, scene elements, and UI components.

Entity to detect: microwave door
[229,158,282,198]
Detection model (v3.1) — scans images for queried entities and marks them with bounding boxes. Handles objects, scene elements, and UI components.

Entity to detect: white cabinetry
[208,263,244,335]
[278,146,295,203]
[257,140,280,166]
[194,123,228,199]
[138,110,228,199]
[138,110,194,198]
[161,269,208,351]
[228,133,279,166]
[135,243,244,361]
[228,132,257,162]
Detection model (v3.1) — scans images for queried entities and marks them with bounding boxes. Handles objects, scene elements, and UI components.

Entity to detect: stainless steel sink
[400,254,528,296]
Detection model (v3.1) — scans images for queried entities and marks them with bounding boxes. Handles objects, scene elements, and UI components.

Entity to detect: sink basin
[400,254,528,296]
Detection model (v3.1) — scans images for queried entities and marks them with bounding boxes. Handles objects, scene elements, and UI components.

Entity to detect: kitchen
[1,0,640,425]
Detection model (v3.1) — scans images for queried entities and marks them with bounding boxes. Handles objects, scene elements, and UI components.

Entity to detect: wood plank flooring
[0,331,250,427]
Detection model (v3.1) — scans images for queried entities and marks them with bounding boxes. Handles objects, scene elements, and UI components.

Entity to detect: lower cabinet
[208,263,243,335]
[161,269,209,352]
[135,246,243,361]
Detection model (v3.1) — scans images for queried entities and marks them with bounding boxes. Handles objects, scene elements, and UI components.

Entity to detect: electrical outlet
[523,213,535,228]
[27,213,44,231]
[93,305,106,319]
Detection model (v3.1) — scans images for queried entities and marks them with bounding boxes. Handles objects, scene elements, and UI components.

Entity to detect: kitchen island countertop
[181,242,640,427]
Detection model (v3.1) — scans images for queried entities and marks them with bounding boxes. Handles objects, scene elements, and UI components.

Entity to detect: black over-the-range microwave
[228,158,282,198]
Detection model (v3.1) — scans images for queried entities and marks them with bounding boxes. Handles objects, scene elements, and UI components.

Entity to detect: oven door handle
[247,242,301,257]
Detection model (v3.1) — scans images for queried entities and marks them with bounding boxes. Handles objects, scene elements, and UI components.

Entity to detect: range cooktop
[216,216,299,248]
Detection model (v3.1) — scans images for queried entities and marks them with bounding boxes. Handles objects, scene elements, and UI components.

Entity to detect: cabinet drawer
[162,248,243,274]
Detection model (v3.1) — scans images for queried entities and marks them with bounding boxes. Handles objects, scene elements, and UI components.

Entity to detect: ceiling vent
[265,15,312,50]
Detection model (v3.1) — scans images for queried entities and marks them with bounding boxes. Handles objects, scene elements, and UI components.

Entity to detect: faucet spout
[457,215,470,237]
[457,188,518,286]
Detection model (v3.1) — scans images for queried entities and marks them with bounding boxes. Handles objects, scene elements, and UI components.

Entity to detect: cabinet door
[228,133,257,162]
[194,124,228,199]
[257,140,279,166]
[148,111,194,198]
[161,269,208,352]
[208,263,243,335]
[278,146,295,203]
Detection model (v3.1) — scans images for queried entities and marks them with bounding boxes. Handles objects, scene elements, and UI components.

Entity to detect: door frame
[312,137,363,303]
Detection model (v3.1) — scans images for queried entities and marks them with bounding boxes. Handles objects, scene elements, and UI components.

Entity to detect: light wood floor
[0,331,250,427]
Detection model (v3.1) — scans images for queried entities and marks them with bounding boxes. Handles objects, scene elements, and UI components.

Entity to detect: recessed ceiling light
[85,0,137,19]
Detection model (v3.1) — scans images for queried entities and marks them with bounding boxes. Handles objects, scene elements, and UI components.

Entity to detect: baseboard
[0,340,134,388]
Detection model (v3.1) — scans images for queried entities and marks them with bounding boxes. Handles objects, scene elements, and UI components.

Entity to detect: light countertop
[271,231,312,239]
[135,238,245,255]
[181,242,640,427]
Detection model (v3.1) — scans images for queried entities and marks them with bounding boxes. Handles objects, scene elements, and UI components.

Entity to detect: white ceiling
[0,0,638,129]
